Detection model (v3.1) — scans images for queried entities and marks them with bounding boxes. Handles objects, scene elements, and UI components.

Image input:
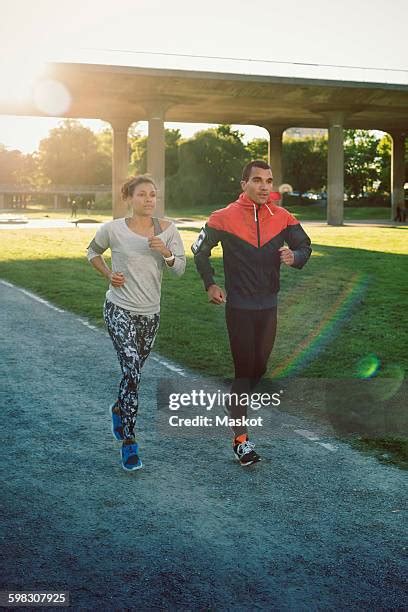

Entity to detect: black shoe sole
[233,453,261,466]
[240,457,261,466]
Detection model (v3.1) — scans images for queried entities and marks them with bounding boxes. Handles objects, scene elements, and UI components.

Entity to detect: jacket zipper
[256,205,262,309]
[256,205,261,248]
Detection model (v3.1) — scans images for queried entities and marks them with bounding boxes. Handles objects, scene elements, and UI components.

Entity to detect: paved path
[0,281,407,610]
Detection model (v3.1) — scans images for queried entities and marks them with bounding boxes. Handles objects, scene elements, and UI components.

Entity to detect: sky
[0,0,407,153]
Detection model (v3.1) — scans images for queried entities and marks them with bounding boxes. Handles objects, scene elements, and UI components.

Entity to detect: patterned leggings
[103,300,160,440]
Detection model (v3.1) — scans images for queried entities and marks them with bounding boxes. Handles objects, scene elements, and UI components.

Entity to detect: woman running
[87,175,186,471]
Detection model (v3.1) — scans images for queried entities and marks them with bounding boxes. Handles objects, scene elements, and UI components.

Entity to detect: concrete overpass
[1,61,407,223]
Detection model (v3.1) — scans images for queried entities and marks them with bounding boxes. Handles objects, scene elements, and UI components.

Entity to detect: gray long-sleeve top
[87,218,186,315]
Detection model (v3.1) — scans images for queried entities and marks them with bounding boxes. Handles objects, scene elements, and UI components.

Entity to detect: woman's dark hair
[121,175,157,201]
[241,160,272,182]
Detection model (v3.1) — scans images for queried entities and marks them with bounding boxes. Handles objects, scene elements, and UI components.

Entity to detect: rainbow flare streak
[271,272,370,378]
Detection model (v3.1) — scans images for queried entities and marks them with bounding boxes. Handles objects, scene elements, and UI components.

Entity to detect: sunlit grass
[1,204,394,223]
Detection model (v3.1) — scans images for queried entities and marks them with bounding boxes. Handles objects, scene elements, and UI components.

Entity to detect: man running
[192,160,312,466]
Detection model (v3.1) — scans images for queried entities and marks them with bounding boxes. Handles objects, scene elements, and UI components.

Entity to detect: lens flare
[33,78,71,115]
[369,364,405,401]
[271,272,369,378]
[0,56,45,104]
[356,354,380,379]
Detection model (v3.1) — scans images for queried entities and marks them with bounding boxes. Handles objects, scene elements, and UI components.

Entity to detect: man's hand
[279,246,295,266]
[207,284,226,305]
[148,236,171,258]
[110,272,126,287]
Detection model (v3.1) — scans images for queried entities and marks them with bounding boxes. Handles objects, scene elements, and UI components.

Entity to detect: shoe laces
[238,440,255,455]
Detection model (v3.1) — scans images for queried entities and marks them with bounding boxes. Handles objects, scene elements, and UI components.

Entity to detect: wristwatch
[163,252,175,263]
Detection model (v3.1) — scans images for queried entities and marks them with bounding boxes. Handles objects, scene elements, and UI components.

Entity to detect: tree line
[1,119,406,208]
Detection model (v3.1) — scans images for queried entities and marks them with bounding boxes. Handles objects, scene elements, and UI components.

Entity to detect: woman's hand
[110,272,126,287]
[148,237,171,258]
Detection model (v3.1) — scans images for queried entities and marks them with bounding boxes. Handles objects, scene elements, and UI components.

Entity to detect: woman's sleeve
[165,225,186,277]
[86,223,110,261]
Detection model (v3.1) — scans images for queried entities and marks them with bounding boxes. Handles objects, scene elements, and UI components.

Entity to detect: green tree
[129,127,182,179]
[282,137,327,193]
[38,119,111,185]
[377,132,408,194]
[377,132,391,194]
[0,145,39,185]
[246,138,268,162]
[344,130,382,198]
[129,125,147,175]
[94,128,112,184]
[165,129,182,177]
[167,125,248,208]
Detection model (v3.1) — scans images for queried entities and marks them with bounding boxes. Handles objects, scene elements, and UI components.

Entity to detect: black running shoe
[233,440,261,466]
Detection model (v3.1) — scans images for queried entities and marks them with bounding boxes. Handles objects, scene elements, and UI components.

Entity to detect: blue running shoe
[110,402,124,441]
[121,441,142,471]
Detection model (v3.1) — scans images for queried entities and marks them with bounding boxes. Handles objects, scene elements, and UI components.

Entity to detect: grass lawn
[285,205,392,221]
[168,204,393,222]
[1,205,393,223]
[0,223,406,467]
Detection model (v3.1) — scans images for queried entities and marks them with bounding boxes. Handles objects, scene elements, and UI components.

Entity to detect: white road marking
[1,279,98,331]
[294,429,320,441]
[293,428,337,451]
[2,279,190,373]
[1,280,65,313]
[318,442,337,452]
[150,355,187,377]
[78,319,98,331]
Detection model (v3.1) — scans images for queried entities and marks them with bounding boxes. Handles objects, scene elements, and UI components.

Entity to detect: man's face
[241,167,273,205]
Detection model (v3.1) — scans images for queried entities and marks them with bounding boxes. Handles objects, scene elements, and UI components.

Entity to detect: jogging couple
[87,160,312,471]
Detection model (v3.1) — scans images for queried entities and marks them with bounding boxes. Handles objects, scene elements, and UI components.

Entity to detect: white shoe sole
[120,446,143,471]
[121,461,143,472]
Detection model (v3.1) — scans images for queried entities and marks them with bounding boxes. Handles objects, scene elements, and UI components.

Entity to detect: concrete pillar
[53,194,59,210]
[265,126,285,187]
[327,112,345,226]
[0,193,5,209]
[390,131,406,221]
[147,104,166,217]
[108,118,132,219]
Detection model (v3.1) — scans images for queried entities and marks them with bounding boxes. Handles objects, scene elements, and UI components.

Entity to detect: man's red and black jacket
[192,192,312,310]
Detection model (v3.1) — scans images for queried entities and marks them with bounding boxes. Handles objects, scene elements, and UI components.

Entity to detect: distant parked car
[301,192,320,200]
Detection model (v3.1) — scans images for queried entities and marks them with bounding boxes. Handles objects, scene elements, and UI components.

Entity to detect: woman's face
[130,182,157,216]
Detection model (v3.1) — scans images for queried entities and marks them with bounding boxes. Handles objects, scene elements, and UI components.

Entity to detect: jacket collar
[237,192,280,208]
[236,192,281,222]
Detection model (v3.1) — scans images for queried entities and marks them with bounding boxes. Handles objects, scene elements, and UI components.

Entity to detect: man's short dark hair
[242,160,272,182]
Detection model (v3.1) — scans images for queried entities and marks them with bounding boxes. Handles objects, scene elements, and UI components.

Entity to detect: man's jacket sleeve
[191,223,222,290]
[285,222,312,269]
